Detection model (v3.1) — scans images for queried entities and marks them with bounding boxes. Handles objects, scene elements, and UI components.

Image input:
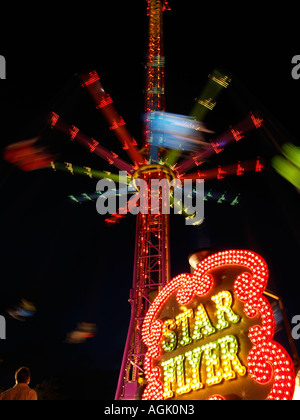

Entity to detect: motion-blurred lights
[272,142,300,190]
[7,299,36,321]
[65,322,97,344]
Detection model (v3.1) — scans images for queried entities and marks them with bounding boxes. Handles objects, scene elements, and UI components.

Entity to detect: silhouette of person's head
[15,367,31,385]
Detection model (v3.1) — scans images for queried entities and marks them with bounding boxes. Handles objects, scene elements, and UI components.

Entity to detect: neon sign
[142,250,295,400]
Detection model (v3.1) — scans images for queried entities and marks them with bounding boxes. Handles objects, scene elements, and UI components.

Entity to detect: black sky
[0,2,299,400]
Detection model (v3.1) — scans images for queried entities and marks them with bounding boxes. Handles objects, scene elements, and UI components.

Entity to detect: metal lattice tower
[115,0,171,400]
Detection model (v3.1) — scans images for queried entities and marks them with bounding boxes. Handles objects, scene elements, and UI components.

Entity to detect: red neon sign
[142,250,295,400]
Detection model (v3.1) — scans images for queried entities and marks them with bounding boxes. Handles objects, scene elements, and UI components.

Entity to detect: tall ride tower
[115,0,171,400]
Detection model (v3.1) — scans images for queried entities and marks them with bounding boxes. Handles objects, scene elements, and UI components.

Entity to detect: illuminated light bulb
[202,342,223,386]
[185,348,204,391]
[161,357,176,399]
[161,319,177,352]
[211,291,240,331]
[192,304,216,341]
[218,335,246,380]
[175,354,191,396]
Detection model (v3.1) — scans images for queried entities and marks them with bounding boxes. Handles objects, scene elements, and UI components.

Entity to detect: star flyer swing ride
[4,0,297,401]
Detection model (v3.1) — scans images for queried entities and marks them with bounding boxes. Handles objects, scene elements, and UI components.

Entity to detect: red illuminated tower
[115,0,172,400]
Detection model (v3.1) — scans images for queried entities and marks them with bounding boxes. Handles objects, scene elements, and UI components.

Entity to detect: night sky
[0,2,299,400]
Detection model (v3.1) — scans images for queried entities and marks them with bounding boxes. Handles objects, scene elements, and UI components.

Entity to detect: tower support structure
[115,165,172,399]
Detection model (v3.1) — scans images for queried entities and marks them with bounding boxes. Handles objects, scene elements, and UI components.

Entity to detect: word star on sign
[142,250,295,400]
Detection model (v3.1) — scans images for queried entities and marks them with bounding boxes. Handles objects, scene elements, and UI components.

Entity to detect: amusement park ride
[3,0,299,401]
